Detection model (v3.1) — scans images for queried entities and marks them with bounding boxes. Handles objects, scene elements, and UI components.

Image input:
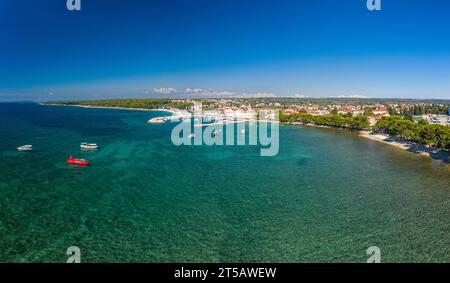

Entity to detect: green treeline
[374,116,450,150]
[49,99,193,110]
[404,104,449,116]
[388,104,449,117]
[281,113,450,150]
[279,113,371,131]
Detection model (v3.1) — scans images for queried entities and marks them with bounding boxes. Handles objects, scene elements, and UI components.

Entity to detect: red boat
[67,155,89,166]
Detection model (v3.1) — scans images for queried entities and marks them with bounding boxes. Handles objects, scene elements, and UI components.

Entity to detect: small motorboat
[241,129,246,135]
[67,155,89,166]
[80,142,98,150]
[17,145,33,151]
[188,133,196,139]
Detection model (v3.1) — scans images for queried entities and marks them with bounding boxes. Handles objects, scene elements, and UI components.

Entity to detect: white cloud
[238,92,276,98]
[330,94,368,98]
[184,88,204,94]
[151,87,178,94]
[289,93,307,98]
[184,88,235,97]
[143,87,278,98]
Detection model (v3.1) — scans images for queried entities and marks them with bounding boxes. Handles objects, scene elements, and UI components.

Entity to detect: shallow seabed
[0,103,448,263]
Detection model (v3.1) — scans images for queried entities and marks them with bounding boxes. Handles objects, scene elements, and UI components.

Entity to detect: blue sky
[1,0,450,101]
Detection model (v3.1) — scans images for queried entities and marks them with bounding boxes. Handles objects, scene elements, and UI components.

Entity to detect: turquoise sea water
[0,102,448,263]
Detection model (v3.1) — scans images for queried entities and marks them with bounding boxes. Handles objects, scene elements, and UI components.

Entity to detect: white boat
[80,143,98,150]
[241,129,246,135]
[17,145,33,151]
[188,133,196,139]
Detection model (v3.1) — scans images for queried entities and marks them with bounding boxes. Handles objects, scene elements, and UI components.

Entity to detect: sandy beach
[358,131,449,163]
[284,122,449,164]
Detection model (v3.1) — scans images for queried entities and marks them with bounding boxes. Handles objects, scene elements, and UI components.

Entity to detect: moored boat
[67,155,89,166]
[17,145,33,151]
[81,142,98,150]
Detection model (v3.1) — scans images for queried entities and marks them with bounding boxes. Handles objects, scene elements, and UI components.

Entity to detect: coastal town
[47,98,450,157]
[167,98,450,127]
[47,97,450,128]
